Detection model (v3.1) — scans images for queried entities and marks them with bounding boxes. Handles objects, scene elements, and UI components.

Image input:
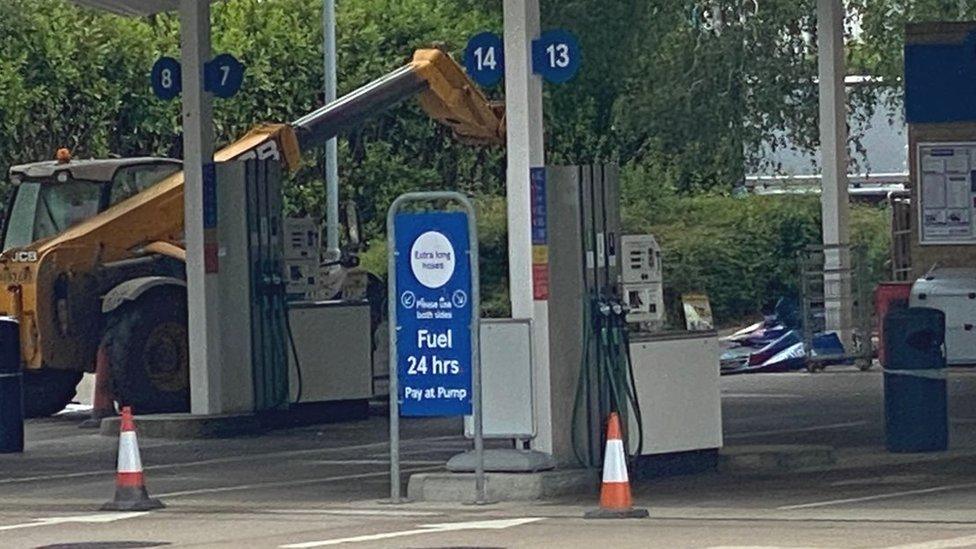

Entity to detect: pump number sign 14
[465,32,505,87]
[394,211,473,416]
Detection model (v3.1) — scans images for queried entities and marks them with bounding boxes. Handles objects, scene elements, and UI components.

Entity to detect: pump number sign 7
[205,53,245,99]
[465,32,505,87]
[532,29,581,83]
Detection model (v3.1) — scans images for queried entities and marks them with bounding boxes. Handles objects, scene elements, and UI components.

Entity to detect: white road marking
[303,460,444,466]
[0,435,457,485]
[778,481,976,510]
[0,468,118,485]
[266,509,442,517]
[0,512,147,533]
[829,474,930,487]
[725,420,868,440]
[884,534,976,549]
[155,466,441,498]
[279,517,544,548]
[706,546,821,549]
[722,393,803,399]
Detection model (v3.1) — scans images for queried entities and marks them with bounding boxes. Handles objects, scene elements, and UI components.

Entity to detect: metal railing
[798,244,874,372]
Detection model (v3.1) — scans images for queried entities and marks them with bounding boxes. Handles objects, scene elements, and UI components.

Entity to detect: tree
[0,1,179,182]
[542,1,903,192]
[850,0,976,84]
[0,0,502,227]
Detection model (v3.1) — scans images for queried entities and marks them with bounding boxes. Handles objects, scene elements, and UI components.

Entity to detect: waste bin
[883,307,947,453]
[0,317,23,453]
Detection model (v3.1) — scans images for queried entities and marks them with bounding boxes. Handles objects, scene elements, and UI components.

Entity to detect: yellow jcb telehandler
[0,49,503,416]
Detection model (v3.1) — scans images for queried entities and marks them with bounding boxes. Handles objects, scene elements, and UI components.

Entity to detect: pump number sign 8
[151,57,182,101]
[532,29,581,83]
[465,32,505,87]
[394,212,473,416]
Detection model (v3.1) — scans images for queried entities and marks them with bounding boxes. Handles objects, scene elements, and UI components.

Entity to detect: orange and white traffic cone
[80,344,115,429]
[584,412,648,519]
[102,406,164,511]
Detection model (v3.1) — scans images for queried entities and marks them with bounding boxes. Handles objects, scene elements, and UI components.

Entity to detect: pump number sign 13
[394,211,473,416]
[532,29,582,83]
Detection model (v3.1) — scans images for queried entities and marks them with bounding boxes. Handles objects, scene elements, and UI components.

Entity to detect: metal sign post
[387,192,484,504]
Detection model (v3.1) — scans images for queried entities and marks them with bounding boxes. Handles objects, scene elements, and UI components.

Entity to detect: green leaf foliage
[622,169,891,324]
[0,0,502,211]
[0,0,899,324]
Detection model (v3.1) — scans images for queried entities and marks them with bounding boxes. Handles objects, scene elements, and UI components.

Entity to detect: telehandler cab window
[3,163,180,252]
[109,164,180,205]
[3,181,103,251]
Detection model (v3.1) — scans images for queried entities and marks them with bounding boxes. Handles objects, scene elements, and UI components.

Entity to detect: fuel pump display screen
[393,211,474,417]
[917,143,976,245]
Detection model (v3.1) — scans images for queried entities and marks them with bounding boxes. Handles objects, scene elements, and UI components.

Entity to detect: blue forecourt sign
[394,212,473,417]
[151,57,182,101]
[532,29,582,84]
[464,32,505,87]
[205,53,245,99]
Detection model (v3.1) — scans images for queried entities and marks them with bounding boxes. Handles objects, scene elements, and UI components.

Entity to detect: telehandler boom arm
[295,49,504,150]
[34,48,503,260]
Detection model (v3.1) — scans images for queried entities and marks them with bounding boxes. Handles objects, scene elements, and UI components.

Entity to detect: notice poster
[682,293,714,332]
[918,143,976,244]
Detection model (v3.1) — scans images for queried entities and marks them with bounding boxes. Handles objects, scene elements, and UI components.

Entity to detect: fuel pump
[214,159,291,413]
[538,169,721,470]
[538,165,644,468]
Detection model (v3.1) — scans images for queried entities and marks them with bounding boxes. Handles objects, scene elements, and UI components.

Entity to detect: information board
[917,143,976,245]
[530,168,549,300]
[394,211,473,416]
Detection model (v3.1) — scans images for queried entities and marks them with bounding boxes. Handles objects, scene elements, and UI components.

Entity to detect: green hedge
[622,173,891,325]
[363,186,891,325]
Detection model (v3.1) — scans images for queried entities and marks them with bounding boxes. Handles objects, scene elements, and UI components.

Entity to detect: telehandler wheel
[22,369,84,418]
[104,289,189,414]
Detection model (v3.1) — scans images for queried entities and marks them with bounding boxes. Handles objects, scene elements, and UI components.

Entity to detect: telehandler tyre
[22,369,84,418]
[104,289,190,414]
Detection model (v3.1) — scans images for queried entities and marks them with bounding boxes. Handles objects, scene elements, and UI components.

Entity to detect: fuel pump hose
[570,295,645,467]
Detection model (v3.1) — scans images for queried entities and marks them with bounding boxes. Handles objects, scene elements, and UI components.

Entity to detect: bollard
[0,317,23,453]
